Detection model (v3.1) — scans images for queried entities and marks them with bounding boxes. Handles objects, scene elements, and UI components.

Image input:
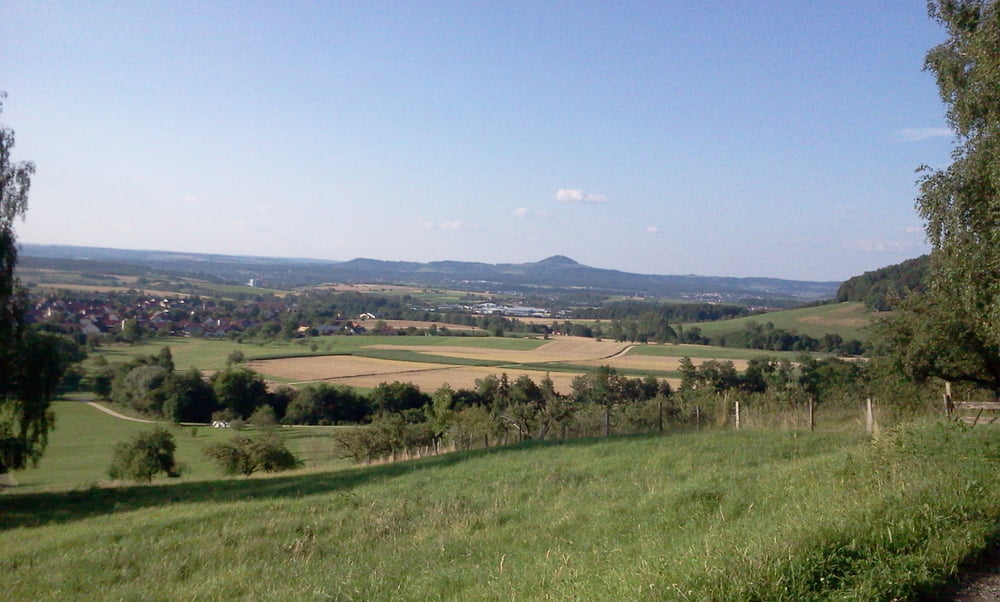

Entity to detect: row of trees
[108,425,301,481]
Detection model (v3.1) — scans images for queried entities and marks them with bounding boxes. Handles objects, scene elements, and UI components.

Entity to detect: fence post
[695,405,701,430]
[658,398,664,434]
[735,400,741,430]
[808,397,815,431]
[865,398,874,435]
[944,381,954,418]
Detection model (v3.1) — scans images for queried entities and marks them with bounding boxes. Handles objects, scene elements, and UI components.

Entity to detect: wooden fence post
[944,381,954,418]
[658,398,664,434]
[865,398,874,435]
[808,397,815,431]
[695,405,701,430]
[735,400,741,430]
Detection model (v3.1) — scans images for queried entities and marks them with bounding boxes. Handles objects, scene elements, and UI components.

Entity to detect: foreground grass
[2,421,999,600]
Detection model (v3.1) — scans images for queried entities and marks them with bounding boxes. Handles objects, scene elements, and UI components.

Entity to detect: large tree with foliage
[0,93,67,473]
[880,1,1000,395]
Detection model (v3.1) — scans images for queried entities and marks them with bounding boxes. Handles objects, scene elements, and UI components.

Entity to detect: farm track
[84,401,159,424]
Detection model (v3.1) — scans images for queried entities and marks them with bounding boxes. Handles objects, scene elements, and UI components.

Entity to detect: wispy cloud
[646,226,662,234]
[555,188,608,203]
[514,207,549,218]
[904,225,925,234]
[894,127,952,142]
[419,219,476,231]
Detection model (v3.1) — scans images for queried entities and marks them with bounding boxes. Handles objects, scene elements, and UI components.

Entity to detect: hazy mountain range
[19,244,841,305]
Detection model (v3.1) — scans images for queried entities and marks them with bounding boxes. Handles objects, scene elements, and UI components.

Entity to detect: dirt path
[84,401,160,423]
[934,547,1000,601]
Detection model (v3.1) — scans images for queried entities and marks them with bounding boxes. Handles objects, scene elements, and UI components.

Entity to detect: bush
[203,433,301,476]
[107,427,180,481]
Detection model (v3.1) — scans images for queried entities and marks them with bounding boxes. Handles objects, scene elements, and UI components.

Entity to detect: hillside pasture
[684,301,872,341]
[2,422,998,599]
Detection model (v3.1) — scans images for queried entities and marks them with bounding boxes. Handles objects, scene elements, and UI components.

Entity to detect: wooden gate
[945,382,1000,426]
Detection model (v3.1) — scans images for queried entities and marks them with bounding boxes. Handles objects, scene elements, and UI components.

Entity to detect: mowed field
[249,337,759,392]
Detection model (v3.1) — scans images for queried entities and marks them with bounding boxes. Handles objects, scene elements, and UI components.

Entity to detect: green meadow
[684,301,873,341]
[2,414,999,600]
[11,398,353,491]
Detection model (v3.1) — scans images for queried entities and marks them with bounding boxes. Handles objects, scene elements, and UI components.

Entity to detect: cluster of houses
[27,295,368,340]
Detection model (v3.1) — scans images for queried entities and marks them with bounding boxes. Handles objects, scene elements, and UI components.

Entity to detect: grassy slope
[685,301,873,341]
[2,420,999,600]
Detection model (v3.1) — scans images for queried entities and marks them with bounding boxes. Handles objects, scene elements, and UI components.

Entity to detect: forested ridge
[836,255,928,310]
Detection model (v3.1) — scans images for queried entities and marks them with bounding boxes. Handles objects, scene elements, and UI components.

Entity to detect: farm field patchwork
[99,336,807,395]
[250,337,689,392]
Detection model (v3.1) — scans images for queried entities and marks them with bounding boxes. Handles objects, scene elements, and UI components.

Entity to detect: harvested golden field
[574,355,750,373]
[330,365,587,394]
[250,355,455,382]
[251,355,589,393]
[367,337,630,364]
[250,337,692,394]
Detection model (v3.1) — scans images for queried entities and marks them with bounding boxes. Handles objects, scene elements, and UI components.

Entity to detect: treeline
[836,255,928,310]
[572,301,751,323]
[703,321,865,355]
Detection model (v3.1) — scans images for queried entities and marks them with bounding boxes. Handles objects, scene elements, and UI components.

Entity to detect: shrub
[107,427,179,481]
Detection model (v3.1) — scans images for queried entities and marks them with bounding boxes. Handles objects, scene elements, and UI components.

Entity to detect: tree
[161,368,217,423]
[203,433,301,476]
[881,1,1000,395]
[108,427,179,481]
[212,368,268,419]
[0,93,71,473]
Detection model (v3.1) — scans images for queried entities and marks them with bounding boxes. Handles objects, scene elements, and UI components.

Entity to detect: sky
[1,1,956,281]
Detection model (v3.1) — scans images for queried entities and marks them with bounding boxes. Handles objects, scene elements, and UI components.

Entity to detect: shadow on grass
[0,433,649,531]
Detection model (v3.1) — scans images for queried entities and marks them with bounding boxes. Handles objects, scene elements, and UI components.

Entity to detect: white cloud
[646,226,661,234]
[514,207,549,218]
[182,194,198,205]
[904,225,925,234]
[555,188,608,203]
[894,127,952,142]
[419,219,475,231]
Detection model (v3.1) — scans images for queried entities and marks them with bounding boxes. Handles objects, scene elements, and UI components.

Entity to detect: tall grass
[2,421,998,600]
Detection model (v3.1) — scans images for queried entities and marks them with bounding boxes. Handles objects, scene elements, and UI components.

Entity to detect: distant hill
[18,244,840,304]
[836,255,929,310]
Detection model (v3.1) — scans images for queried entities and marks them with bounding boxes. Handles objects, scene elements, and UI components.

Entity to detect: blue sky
[2,1,953,281]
